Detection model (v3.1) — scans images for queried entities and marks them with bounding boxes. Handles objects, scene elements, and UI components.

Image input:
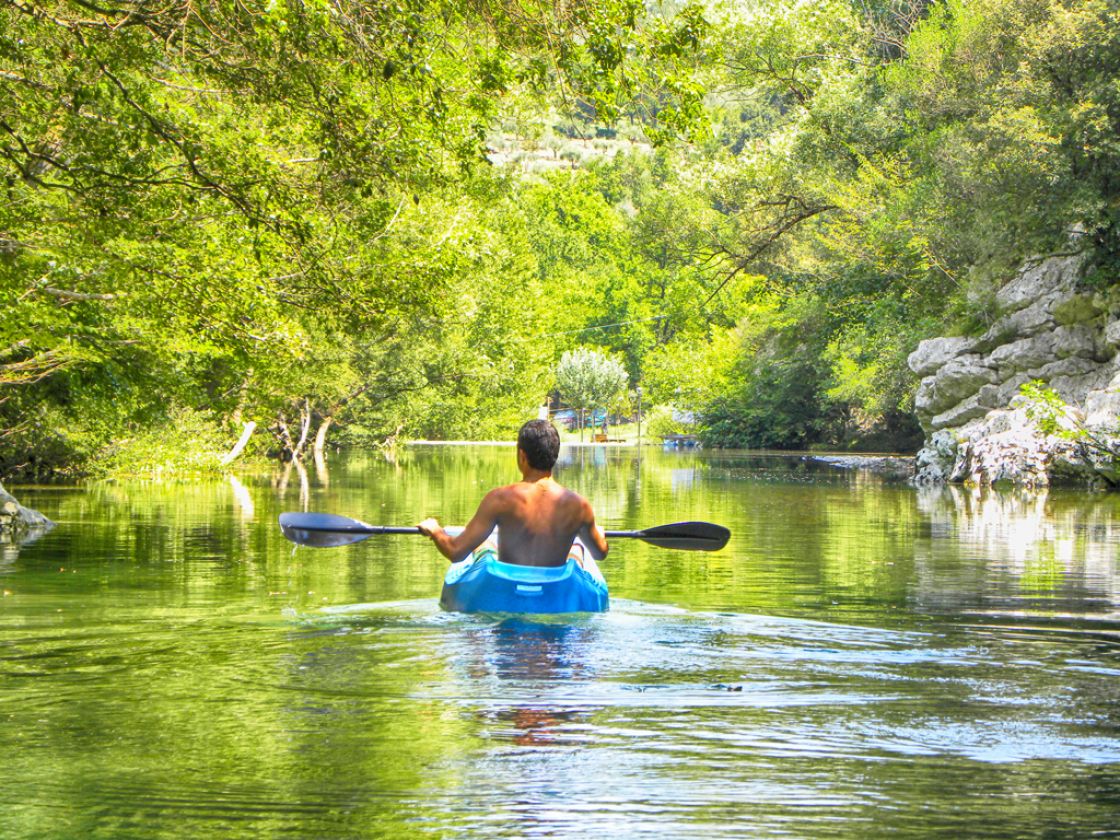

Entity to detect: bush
[645,405,691,438]
[95,407,231,478]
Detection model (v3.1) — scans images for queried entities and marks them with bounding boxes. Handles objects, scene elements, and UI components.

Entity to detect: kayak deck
[439,534,609,614]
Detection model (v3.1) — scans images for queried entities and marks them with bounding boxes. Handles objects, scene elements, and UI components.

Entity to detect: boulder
[978,298,1058,347]
[995,252,1084,313]
[913,429,960,485]
[1104,319,1120,350]
[1085,389,1120,427]
[988,333,1059,378]
[908,336,976,377]
[931,394,990,431]
[0,482,54,547]
[916,355,999,423]
[908,250,1120,488]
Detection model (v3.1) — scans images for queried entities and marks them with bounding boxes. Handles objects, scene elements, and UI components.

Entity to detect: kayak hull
[440,540,609,614]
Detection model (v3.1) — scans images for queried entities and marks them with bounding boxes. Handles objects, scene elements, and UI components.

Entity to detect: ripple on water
[275,599,1120,768]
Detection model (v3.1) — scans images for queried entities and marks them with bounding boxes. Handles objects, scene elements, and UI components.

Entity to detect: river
[2,445,1119,837]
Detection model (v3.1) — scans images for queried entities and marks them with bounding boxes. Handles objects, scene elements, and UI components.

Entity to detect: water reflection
[913,484,1120,618]
[3,449,1120,838]
[486,618,591,682]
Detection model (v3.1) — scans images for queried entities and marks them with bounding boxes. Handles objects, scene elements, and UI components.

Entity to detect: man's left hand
[417,518,441,537]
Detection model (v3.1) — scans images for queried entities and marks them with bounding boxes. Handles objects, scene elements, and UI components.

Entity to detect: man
[417,419,609,567]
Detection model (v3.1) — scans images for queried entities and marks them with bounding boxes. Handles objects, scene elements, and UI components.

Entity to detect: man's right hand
[417,518,441,538]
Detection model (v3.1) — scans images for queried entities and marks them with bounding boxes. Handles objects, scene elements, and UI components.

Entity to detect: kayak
[439,535,609,614]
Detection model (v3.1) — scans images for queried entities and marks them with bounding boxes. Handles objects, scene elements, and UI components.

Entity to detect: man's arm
[418,490,503,563]
[577,498,609,561]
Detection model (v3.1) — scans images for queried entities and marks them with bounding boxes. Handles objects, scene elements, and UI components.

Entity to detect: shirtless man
[417,419,608,567]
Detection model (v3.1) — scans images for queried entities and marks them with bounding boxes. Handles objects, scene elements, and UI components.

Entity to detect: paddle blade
[279,512,377,548]
[634,521,730,551]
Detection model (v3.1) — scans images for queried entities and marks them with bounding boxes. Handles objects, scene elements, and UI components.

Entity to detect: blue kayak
[440,537,609,614]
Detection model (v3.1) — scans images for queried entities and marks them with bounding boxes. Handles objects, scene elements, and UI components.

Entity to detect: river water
[2,445,1119,838]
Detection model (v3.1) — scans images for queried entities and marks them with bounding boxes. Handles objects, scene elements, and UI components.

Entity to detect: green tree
[0,0,714,476]
[555,347,629,436]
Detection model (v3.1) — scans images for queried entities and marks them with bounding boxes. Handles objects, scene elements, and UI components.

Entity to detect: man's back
[487,477,595,567]
[417,419,608,567]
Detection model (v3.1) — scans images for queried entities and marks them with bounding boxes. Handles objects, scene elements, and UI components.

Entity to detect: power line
[533,314,665,339]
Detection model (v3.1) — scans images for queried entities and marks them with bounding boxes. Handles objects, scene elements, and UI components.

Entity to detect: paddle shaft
[279,512,729,551]
[287,524,655,539]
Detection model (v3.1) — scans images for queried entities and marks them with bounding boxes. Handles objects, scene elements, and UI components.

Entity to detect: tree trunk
[313,415,333,458]
[292,399,312,459]
[277,401,313,461]
[229,369,253,426]
[220,421,256,467]
[275,416,296,461]
[313,416,333,487]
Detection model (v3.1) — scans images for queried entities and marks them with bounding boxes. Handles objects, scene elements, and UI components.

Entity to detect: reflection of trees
[17,444,1120,630]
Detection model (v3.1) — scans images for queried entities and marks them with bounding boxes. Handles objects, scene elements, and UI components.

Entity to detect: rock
[978,298,1057,347]
[995,252,1084,313]
[1053,293,1104,327]
[0,482,54,548]
[977,384,1003,408]
[913,430,959,485]
[908,336,976,377]
[1104,320,1120,350]
[908,250,1120,488]
[989,333,1056,376]
[916,355,999,423]
[913,376,938,418]
[931,393,990,430]
[1055,325,1108,361]
[1085,389,1120,427]
[808,455,915,478]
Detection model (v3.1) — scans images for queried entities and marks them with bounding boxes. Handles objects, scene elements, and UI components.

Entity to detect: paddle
[279,512,730,552]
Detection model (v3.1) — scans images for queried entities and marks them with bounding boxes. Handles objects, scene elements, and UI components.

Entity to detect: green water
[3,445,1119,838]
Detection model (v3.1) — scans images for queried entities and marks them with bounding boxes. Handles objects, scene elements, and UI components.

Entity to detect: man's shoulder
[483,482,532,505]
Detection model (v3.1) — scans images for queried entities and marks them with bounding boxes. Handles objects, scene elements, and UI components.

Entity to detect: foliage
[698,297,840,450]
[680,0,1120,451]
[0,0,713,476]
[4,0,1120,474]
[555,347,629,416]
[645,405,692,439]
[1021,381,1120,455]
[1020,380,1120,486]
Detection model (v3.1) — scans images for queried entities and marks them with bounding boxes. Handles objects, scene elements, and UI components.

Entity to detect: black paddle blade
[278,511,421,548]
[279,512,376,547]
[631,521,730,551]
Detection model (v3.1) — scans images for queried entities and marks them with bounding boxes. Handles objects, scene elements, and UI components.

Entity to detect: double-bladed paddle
[279,512,730,552]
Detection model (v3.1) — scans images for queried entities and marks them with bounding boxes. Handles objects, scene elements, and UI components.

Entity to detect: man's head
[517,419,560,472]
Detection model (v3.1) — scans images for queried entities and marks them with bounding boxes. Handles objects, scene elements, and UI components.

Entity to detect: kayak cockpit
[439,535,609,614]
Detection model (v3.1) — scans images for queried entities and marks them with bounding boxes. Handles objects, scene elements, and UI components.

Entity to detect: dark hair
[517,419,560,471]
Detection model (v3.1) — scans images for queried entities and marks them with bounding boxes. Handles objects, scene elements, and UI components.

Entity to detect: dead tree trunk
[276,400,313,461]
[220,421,257,467]
[293,399,312,459]
[313,415,333,459]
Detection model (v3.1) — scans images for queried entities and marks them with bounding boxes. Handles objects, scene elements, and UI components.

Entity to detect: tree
[555,348,628,436]
[0,0,715,476]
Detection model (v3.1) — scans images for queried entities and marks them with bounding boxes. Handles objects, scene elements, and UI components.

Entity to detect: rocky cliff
[909,251,1120,487]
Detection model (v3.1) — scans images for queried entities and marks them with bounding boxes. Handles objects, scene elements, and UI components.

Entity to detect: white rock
[1085,389,1120,428]
[931,394,990,430]
[908,336,976,377]
[989,333,1058,377]
[1104,319,1120,349]
[995,252,1084,313]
